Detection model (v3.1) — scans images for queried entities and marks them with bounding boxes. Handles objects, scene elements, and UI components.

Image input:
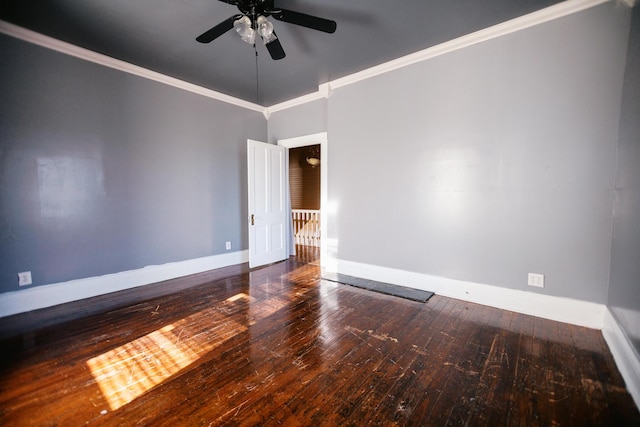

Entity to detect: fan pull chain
[254,43,259,104]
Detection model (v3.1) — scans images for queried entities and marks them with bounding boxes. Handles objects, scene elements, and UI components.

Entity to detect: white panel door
[247,139,287,268]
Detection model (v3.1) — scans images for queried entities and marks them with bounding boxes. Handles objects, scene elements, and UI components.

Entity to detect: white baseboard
[2,253,637,408]
[334,259,640,409]
[0,250,249,318]
[334,259,605,329]
[602,308,640,410]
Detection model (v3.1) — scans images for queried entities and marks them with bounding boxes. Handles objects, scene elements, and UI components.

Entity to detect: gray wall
[0,34,266,293]
[609,6,640,355]
[1,2,635,312]
[267,99,327,144]
[327,3,630,303]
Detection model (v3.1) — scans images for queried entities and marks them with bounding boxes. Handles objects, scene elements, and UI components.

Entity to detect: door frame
[278,132,328,267]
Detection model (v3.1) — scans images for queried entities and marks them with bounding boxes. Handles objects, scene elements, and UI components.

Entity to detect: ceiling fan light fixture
[234,16,255,44]
[196,2,337,61]
[257,15,277,44]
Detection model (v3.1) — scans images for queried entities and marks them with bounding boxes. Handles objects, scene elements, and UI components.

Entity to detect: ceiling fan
[196,0,337,60]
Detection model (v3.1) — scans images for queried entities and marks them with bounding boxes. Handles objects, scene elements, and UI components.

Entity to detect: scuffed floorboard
[0,255,638,426]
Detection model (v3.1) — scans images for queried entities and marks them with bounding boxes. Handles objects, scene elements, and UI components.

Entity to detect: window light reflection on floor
[86,288,293,411]
[87,299,248,410]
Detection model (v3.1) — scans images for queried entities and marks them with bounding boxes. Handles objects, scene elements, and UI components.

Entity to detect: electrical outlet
[528,273,544,288]
[225,241,231,251]
[18,271,32,286]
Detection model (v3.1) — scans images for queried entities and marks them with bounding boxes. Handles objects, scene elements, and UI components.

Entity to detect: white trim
[262,0,611,113]
[620,0,638,7]
[336,258,640,407]
[0,1,610,113]
[0,250,249,318]
[328,0,609,92]
[278,132,328,148]
[266,83,333,115]
[334,259,606,329]
[278,133,329,267]
[603,308,640,409]
[318,83,332,99]
[0,20,265,114]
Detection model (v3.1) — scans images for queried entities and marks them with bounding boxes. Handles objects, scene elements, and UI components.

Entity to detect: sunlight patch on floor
[86,281,307,411]
[87,299,248,410]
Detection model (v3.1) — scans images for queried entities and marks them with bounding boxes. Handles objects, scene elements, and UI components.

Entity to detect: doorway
[278,132,328,267]
[289,144,320,244]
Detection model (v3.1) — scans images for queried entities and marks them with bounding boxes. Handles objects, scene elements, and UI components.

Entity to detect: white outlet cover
[225,241,231,250]
[18,271,32,286]
[528,272,544,288]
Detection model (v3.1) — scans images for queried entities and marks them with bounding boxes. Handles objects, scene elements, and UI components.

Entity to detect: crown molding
[328,0,610,92]
[0,20,266,114]
[265,82,332,116]
[273,0,611,113]
[0,0,613,115]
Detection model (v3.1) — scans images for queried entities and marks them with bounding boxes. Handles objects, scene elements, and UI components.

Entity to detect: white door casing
[278,132,329,268]
[247,139,287,268]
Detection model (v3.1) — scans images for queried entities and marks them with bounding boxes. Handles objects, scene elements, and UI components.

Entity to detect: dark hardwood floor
[1,248,638,426]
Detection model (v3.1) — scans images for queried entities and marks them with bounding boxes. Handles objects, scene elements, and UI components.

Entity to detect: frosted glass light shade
[257,15,277,44]
[234,16,256,44]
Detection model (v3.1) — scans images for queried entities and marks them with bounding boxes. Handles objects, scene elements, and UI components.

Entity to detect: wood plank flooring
[1,253,638,426]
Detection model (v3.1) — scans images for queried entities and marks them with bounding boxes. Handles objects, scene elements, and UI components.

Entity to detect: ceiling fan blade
[196,15,242,43]
[265,36,286,60]
[271,8,336,33]
[217,0,240,5]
